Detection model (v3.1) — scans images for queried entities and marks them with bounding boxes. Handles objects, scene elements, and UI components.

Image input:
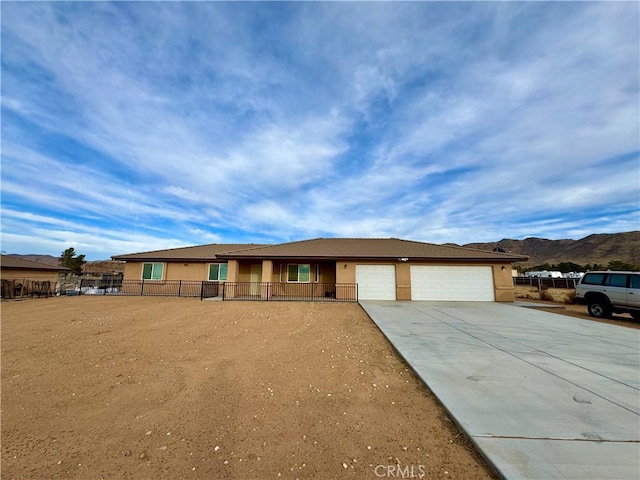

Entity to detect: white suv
[575,271,640,320]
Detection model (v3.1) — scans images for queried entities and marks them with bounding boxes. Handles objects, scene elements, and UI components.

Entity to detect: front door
[250,264,262,296]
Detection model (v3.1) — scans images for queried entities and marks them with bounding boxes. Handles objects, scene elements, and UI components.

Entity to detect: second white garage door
[410,266,495,301]
[356,265,396,300]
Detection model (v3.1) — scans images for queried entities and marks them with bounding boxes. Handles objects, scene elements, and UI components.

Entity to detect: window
[630,275,640,289]
[606,274,628,288]
[288,264,310,282]
[142,262,164,280]
[582,273,606,285]
[208,263,228,281]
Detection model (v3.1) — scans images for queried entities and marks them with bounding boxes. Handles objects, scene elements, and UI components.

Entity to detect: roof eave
[1,265,70,271]
[111,256,219,262]
[217,254,529,262]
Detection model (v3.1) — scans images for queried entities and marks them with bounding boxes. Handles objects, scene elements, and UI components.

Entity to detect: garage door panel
[411,266,494,301]
[356,265,396,300]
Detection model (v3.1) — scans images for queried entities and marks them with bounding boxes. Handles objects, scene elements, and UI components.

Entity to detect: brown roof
[1,255,70,271]
[111,244,268,262]
[217,238,529,262]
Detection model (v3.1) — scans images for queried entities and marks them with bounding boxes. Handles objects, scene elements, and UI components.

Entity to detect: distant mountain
[461,231,640,267]
[83,260,125,275]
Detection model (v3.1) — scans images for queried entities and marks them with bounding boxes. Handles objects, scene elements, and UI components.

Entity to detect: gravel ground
[1,297,495,480]
[514,287,639,330]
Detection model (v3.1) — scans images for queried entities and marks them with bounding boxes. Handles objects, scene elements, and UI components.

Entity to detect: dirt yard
[1,297,495,480]
[514,287,640,330]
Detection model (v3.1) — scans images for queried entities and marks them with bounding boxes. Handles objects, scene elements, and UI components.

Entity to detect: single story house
[1,255,70,283]
[112,244,268,282]
[112,238,528,302]
[1,255,70,297]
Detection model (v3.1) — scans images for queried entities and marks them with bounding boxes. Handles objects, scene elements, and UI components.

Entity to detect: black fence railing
[513,277,578,289]
[77,279,221,299]
[74,280,357,302]
[221,282,358,302]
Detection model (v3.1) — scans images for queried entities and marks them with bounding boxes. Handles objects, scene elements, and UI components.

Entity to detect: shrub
[540,290,555,302]
[563,291,576,305]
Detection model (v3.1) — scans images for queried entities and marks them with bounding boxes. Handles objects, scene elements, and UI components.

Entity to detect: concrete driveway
[360,301,640,480]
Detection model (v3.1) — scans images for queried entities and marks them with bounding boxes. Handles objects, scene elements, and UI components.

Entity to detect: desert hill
[462,231,639,267]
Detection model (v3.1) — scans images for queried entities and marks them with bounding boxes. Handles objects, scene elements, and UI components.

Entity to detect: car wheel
[588,301,612,319]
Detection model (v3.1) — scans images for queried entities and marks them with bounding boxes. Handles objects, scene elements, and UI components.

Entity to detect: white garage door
[356,265,396,300]
[411,266,495,301]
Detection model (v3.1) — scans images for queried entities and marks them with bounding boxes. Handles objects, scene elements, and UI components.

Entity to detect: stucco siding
[123,261,221,281]
[1,269,61,285]
[120,258,516,301]
[337,260,515,302]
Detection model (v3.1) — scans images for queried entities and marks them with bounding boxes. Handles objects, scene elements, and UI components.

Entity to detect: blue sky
[1,2,639,260]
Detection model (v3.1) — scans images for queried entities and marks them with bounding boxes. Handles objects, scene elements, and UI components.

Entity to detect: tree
[59,248,86,275]
[607,260,640,271]
[555,262,583,273]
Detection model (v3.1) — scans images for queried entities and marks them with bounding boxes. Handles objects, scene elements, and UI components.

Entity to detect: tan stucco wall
[396,263,412,300]
[336,260,516,302]
[335,261,355,284]
[1,268,62,285]
[227,260,239,282]
[123,262,140,280]
[165,263,209,281]
[123,261,216,281]
[493,263,516,302]
[237,263,259,282]
[121,259,516,301]
[269,261,336,283]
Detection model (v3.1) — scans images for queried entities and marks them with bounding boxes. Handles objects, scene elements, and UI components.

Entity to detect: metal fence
[513,276,578,289]
[74,279,357,302]
[221,282,358,302]
[78,279,221,299]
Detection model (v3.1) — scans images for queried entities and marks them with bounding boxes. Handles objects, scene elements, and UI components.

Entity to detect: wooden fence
[1,280,53,299]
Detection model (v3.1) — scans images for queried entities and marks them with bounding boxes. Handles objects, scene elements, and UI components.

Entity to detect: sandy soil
[1,297,495,480]
[514,287,640,330]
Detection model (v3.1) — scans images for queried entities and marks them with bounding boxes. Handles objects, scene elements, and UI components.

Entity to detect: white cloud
[1,2,638,258]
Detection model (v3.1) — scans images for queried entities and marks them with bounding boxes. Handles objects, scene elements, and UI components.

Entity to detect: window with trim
[606,274,628,288]
[142,262,164,280]
[288,264,311,282]
[208,263,228,281]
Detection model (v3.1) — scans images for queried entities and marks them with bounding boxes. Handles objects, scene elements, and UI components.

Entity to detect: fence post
[179,280,183,298]
[222,283,226,301]
[79,278,84,295]
[200,282,205,301]
[266,282,270,301]
[141,280,145,296]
